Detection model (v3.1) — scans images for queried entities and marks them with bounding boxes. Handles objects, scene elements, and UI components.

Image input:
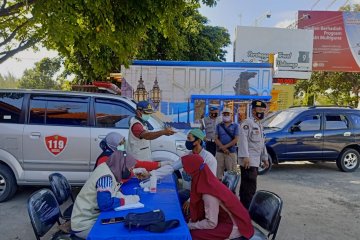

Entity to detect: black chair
[248,190,283,240]
[222,171,240,193]
[49,173,75,221]
[27,188,82,240]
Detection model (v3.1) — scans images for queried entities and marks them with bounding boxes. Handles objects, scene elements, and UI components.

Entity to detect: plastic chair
[248,190,283,240]
[27,188,83,240]
[222,171,240,193]
[49,173,75,221]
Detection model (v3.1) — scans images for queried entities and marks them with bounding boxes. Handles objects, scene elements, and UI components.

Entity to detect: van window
[325,114,349,130]
[350,114,360,129]
[29,95,89,126]
[95,98,135,129]
[0,92,24,124]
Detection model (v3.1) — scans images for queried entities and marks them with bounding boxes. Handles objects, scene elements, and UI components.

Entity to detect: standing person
[238,100,269,209]
[200,105,222,157]
[71,148,140,239]
[182,154,254,240]
[127,100,175,160]
[215,107,239,180]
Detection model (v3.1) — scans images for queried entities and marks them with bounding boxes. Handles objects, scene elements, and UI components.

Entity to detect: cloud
[274,19,294,28]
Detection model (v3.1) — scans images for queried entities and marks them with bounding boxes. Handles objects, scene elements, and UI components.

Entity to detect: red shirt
[131,122,146,139]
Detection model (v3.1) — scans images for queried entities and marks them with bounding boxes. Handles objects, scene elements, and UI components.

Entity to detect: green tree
[1,0,219,82]
[18,57,61,89]
[0,72,18,88]
[135,4,230,61]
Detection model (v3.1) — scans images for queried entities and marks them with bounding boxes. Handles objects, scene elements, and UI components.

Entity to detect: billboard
[121,61,272,122]
[234,26,314,79]
[298,11,360,72]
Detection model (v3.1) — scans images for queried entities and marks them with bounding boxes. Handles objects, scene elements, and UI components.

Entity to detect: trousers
[239,166,258,209]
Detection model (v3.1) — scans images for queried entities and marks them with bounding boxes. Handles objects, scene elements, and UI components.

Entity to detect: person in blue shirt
[215,107,239,180]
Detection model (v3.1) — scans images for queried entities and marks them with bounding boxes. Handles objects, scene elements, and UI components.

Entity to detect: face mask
[182,171,192,182]
[222,116,231,122]
[185,140,196,150]
[141,114,150,122]
[210,113,218,118]
[255,112,265,120]
[117,144,125,152]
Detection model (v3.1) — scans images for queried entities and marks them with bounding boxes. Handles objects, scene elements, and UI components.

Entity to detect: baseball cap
[251,100,267,109]
[189,128,205,141]
[136,101,154,114]
[222,107,232,114]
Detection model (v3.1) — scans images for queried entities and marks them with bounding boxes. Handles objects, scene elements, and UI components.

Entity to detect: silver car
[0,89,187,202]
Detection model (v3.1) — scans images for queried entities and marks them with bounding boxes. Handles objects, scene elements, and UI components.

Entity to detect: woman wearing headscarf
[71,140,139,239]
[94,132,163,172]
[181,154,254,240]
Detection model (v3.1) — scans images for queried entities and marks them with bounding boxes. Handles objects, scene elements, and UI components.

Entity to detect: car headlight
[175,140,187,153]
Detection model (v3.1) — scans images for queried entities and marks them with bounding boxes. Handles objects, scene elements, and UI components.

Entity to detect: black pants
[239,166,258,209]
[205,141,216,156]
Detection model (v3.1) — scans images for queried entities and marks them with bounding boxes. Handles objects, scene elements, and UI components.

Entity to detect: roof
[132,60,272,68]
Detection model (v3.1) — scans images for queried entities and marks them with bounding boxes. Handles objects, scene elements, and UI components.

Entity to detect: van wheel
[337,148,360,172]
[258,154,273,175]
[0,165,17,202]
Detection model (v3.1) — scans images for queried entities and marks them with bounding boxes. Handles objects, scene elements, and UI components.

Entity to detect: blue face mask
[117,144,125,152]
[141,114,151,122]
[182,171,192,182]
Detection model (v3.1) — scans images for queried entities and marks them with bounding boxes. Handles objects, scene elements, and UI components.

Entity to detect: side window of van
[94,98,135,129]
[29,95,89,126]
[0,92,24,124]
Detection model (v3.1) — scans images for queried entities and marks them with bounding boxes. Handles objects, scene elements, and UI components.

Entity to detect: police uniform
[201,115,222,156]
[238,100,268,209]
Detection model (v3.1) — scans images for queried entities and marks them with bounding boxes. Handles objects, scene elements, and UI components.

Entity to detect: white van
[0,89,187,202]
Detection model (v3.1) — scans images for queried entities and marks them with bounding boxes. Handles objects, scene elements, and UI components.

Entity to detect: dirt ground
[0,161,359,240]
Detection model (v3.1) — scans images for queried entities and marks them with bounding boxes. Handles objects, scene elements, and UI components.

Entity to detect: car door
[322,112,355,160]
[284,112,324,160]
[90,97,136,169]
[22,94,91,184]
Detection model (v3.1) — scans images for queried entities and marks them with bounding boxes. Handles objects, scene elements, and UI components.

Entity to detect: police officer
[238,100,269,209]
[201,105,222,156]
[127,100,175,160]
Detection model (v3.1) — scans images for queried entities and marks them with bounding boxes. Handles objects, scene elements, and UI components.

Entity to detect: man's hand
[133,168,150,180]
[243,157,250,169]
[262,159,269,169]
[183,201,190,214]
[163,127,176,136]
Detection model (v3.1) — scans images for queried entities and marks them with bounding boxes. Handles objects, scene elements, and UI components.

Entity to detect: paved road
[0,161,359,240]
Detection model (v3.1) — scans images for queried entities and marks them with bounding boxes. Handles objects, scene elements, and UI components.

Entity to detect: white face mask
[141,114,151,122]
[222,116,231,122]
[117,144,125,151]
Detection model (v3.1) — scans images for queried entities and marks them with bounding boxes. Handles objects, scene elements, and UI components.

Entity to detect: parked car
[0,89,187,202]
[258,106,360,174]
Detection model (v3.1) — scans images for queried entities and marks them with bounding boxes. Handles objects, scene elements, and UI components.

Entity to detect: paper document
[114,202,144,211]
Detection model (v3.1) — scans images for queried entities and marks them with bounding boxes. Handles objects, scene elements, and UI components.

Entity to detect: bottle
[150,174,157,193]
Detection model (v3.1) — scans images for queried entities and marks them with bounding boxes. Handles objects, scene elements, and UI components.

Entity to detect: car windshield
[262,110,300,129]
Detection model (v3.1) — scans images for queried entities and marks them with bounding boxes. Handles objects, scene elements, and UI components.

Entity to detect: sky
[1,0,360,78]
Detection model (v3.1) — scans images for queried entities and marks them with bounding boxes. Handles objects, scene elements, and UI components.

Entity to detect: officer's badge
[256,101,261,106]
[243,125,249,130]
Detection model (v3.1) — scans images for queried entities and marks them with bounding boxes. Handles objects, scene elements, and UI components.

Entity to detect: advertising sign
[122,61,272,122]
[234,26,314,79]
[298,11,360,72]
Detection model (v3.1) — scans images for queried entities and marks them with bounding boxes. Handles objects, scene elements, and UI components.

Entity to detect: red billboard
[298,11,360,72]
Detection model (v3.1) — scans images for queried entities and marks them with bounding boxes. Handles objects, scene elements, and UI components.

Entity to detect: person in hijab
[94,132,164,172]
[71,142,140,239]
[181,154,254,240]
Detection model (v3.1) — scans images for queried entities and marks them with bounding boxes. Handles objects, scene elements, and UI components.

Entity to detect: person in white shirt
[150,128,217,212]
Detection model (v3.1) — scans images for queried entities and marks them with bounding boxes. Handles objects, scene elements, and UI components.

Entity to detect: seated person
[94,132,165,173]
[71,148,140,239]
[181,154,254,240]
[150,129,217,210]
